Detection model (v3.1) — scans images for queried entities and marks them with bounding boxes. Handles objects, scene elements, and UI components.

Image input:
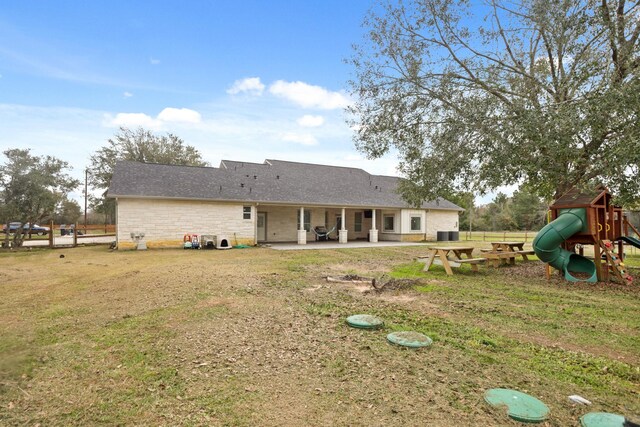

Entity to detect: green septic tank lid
[346,314,384,329]
[580,412,626,427]
[484,388,549,423]
[386,331,433,348]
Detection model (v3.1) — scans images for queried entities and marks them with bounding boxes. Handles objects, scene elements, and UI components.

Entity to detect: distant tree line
[0,127,207,248]
[450,188,549,232]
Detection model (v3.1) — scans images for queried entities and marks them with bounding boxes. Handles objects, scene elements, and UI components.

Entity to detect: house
[107,159,463,249]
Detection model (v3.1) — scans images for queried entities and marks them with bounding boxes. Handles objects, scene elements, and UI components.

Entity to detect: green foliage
[511,187,548,230]
[0,149,79,247]
[470,189,547,231]
[88,127,208,217]
[54,198,82,224]
[478,193,519,231]
[349,0,640,206]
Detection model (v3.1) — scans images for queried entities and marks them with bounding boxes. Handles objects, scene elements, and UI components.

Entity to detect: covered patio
[267,240,429,250]
[256,205,388,245]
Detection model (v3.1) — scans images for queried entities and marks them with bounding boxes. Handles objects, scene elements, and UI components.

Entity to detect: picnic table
[491,241,525,252]
[418,246,486,275]
[484,241,536,266]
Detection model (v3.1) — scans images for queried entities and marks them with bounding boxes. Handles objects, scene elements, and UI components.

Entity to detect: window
[410,215,422,231]
[354,212,363,232]
[297,210,311,232]
[243,206,251,220]
[383,214,395,232]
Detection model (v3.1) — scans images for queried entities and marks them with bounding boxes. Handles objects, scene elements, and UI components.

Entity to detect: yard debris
[326,273,427,293]
[568,395,592,405]
[372,276,424,292]
[326,274,375,285]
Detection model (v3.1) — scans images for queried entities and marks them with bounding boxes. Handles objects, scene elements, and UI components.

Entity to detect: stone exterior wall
[116,198,255,249]
[116,198,460,248]
[425,209,459,241]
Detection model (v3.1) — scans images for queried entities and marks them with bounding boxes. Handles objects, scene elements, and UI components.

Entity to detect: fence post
[483,231,486,241]
[73,222,78,247]
[503,231,506,240]
[49,220,54,248]
[525,231,528,242]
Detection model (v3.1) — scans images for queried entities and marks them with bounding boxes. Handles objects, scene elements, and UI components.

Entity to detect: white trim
[382,213,396,233]
[409,214,422,232]
[107,195,462,212]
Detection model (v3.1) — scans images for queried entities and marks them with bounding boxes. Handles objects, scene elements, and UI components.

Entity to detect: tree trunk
[2,223,10,248]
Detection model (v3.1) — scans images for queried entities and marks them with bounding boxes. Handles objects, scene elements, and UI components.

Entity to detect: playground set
[532,185,640,283]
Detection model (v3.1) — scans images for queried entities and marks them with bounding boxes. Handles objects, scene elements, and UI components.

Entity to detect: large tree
[88,127,209,218]
[349,0,640,206]
[0,149,79,247]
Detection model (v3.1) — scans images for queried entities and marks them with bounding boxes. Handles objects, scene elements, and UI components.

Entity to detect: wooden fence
[463,231,537,242]
[55,223,116,234]
[47,221,116,248]
[462,230,638,255]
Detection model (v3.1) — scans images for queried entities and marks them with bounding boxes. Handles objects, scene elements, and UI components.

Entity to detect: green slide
[620,235,640,249]
[532,208,597,282]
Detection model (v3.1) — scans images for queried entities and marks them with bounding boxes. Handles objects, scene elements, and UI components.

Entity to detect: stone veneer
[116,198,255,249]
[116,198,460,248]
[425,209,459,240]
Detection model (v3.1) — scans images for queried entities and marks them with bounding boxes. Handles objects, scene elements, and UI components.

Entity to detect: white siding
[400,209,426,233]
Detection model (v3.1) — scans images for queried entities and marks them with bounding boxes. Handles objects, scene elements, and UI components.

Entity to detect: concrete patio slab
[268,241,429,250]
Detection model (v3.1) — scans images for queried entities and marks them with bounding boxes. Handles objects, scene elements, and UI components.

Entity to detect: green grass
[388,262,428,279]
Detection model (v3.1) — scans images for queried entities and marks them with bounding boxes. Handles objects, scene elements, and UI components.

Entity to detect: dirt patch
[325,262,390,274]
[494,261,546,279]
[373,278,425,292]
[377,293,418,304]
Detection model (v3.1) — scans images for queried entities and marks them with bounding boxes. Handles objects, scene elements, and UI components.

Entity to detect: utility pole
[84,168,88,231]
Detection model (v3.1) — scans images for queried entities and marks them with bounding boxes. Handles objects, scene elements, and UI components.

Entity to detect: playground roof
[551,185,610,208]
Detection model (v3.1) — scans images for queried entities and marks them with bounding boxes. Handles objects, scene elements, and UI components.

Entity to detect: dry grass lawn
[0,245,638,426]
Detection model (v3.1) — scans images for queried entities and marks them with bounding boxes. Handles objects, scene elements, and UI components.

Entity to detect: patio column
[339,207,348,243]
[369,208,378,243]
[297,207,307,245]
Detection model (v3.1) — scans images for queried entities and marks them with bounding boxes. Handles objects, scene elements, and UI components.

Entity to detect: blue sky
[0,1,505,204]
[0,1,403,200]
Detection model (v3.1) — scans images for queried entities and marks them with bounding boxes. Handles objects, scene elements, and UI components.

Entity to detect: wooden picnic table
[418,246,486,275]
[491,241,526,252]
[486,241,536,266]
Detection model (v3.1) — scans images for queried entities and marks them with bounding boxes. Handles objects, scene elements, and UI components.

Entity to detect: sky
[0,1,502,204]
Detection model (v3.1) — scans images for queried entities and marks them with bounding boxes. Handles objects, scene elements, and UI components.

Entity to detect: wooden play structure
[534,185,637,283]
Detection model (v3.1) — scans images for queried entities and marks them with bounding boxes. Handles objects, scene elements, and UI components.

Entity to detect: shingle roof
[107,159,463,211]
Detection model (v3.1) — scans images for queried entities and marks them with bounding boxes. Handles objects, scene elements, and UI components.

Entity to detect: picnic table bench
[418,246,486,275]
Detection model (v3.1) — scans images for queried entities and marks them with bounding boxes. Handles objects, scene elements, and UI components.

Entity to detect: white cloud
[123,91,133,98]
[227,77,265,95]
[150,57,161,65]
[110,112,159,128]
[280,132,318,146]
[107,107,201,128]
[157,107,201,124]
[297,114,325,127]
[269,80,351,110]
